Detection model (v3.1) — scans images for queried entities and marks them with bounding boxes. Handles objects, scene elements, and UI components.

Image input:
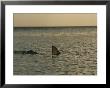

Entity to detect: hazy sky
[14,13,97,27]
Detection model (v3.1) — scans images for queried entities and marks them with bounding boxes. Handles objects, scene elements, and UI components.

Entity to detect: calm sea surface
[14,27,97,75]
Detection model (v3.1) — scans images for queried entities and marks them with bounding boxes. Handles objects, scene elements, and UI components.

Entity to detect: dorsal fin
[52,46,60,55]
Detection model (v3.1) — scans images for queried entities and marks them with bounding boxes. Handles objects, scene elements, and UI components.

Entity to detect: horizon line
[14,26,97,28]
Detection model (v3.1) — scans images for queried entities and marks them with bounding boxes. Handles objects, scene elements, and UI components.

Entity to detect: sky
[14,13,97,27]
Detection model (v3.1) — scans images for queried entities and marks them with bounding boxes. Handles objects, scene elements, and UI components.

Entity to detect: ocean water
[13,27,97,75]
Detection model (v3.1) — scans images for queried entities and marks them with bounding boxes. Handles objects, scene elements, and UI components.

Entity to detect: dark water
[13,27,97,75]
[14,26,96,33]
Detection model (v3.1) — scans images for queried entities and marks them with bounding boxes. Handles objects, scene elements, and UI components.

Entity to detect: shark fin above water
[14,46,61,56]
[52,46,60,55]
